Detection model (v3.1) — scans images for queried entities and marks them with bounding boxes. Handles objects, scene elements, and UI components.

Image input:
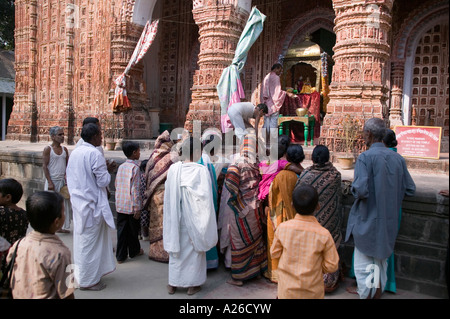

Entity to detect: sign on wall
[394,126,442,160]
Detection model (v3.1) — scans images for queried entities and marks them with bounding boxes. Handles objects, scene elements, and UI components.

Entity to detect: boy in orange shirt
[270,184,339,299]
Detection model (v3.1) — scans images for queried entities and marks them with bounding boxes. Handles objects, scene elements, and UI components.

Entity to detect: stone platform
[0,139,448,298]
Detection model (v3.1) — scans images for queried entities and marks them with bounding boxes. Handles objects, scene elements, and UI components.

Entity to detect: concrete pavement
[54,227,440,300]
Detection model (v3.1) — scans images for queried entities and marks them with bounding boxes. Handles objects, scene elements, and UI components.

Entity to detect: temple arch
[392,1,448,125]
[277,7,335,59]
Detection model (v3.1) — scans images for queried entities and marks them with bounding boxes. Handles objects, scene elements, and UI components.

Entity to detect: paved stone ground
[54,226,440,300]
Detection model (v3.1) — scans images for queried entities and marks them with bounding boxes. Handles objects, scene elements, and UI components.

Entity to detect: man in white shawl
[67,123,117,291]
[163,137,218,295]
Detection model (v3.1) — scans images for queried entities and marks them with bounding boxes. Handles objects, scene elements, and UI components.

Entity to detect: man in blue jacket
[345,117,416,299]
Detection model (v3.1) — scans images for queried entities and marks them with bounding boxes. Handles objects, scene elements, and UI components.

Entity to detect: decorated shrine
[278,35,332,145]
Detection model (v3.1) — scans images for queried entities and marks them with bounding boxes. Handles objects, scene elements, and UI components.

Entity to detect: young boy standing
[270,184,339,299]
[115,141,144,263]
[7,191,75,299]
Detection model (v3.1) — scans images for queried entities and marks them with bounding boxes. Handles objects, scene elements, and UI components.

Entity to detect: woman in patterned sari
[143,130,179,262]
[295,145,343,292]
[225,133,267,286]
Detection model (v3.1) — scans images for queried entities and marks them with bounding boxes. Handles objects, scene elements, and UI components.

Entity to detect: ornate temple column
[65,0,76,144]
[7,0,39,141]
[109,0,150,139]
[389,61,405,127]
[322,0,393,152]
[184,0,250,132]
[28,0,39,142]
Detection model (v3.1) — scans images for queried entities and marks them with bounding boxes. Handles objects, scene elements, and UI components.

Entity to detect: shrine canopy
[282,36,330,94]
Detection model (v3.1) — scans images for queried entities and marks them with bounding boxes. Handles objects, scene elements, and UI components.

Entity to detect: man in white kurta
[66,123,116,290]
[260,63,294,144]
[163,160,218,295]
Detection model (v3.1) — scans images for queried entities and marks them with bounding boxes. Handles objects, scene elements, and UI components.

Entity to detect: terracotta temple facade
[8,0,449,152]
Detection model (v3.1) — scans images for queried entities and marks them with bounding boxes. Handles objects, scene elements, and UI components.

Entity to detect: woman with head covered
[224,133,267,286]
[296,145,343,292]
[163,137,218,295]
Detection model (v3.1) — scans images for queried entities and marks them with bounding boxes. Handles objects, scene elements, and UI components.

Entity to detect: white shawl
[67,142,115,234]
[163,162,218,255]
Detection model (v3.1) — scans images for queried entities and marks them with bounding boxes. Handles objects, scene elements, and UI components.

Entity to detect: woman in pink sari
[257,135,290,202]
[258,135,303,220]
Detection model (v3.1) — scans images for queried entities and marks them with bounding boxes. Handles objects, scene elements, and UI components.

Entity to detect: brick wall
[0,150,122,220]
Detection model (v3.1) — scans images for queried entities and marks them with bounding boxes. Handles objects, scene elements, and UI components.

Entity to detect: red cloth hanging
[280,92,321,143]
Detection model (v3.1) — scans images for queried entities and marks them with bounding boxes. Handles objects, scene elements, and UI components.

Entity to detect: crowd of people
[0,112,417,299]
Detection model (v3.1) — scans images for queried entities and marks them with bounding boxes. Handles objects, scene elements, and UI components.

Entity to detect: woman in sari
[199,129,227,270]
[224,133,267,286]
[217,153,240,269]
[265,144,305,283]
[257,135,290,202]
[383,128,400,293]
[164,137,218,295]
[295,145,343,292]
[143,130,179,262]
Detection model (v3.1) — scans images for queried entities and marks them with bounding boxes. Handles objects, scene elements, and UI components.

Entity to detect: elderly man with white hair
[345,117,416,299]
[42,126,72,233]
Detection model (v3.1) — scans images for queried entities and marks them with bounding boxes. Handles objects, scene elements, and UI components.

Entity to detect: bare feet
[167,284,176,294]
[372,287,382,299]
[80,281,106,291]
[187,286,201,295]
[227,278,244,286]
[346,286,358,294]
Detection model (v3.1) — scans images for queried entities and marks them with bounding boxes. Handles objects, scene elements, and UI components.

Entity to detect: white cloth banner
[112,19,159,112]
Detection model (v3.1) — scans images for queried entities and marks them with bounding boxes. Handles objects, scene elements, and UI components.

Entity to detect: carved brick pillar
[7,0,39,142]
[65,0,76,144]
[389,61,405,127]
[109,1,149,139]
[322,0,393,152]
[184,1,249,133]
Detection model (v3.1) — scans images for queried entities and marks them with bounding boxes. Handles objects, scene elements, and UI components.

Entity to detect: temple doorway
[139,0,199,137]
